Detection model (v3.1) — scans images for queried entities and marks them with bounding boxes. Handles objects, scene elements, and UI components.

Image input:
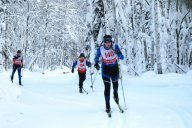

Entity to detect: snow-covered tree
[0,0,191,74]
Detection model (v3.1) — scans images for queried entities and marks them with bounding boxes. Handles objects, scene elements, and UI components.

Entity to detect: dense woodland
[0,0,192,75]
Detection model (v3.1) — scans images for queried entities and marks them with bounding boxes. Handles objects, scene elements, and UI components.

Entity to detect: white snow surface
[0,69,192,128]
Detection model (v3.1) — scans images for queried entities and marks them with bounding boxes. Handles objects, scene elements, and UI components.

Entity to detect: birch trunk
[154,0,163,74]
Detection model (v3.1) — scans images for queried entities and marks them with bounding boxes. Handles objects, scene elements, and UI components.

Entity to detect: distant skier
[11,50,24,85]
[94,35,124,113]
[72,53,91,93]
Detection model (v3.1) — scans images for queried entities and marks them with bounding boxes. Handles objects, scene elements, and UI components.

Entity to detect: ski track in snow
[1,71,192,128]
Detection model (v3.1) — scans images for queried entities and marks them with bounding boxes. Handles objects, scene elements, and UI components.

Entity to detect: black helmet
[103,35,112,43]
[17,50,21,53]
[79,53,85,58]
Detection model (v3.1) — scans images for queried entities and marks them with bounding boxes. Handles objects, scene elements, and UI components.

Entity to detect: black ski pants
[102,64,119,109]
[78,72,86,89]
[11,65,22,84]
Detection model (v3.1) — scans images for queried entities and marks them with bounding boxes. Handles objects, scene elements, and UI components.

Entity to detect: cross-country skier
[94,35,124,113]
[72,53,91,93]
[11,50,24,85]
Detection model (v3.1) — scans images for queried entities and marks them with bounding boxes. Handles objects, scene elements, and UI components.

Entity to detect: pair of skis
[82,88,88,95]
[106,103,124,118]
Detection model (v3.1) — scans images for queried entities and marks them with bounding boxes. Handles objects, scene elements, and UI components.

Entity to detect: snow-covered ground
[0,69,192,128]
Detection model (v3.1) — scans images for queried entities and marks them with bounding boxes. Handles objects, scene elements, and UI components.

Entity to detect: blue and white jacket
[94,44,124,67]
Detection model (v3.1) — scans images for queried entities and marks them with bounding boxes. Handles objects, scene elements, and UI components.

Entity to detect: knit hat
[17,50,21,53]
[79,53,85,58]
[103,35,112,42]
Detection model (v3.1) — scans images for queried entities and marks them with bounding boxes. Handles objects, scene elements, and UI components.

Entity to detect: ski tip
[106,110,112,118]
[121,110,124,113]
[80,91,88,95]
[107,112,111,118]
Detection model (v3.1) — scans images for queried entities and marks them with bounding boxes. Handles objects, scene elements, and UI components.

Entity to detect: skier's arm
[94,48,101,63]
[86,60,91,68]
[12,56,17,67]
[94,48,101,70]
[72,61,77,69]
[71,61,77,73]
[13,56,16,63]
[115,44,124,60]
[21,56,24,68]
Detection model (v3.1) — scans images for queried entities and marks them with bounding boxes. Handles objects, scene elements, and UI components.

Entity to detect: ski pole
[82,88,88,95]
[21,67,24,77]
[120,77,127,110]
[90,65,94,89]
[118,63,127,110]
[90,70,98,90]
[90,73,93,87]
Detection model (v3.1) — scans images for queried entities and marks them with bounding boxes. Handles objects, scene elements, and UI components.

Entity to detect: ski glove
[115,50,121,54]
[94,63,100,71]
[87,62,91,68]
[115,50,124,60]
[71,68,74,73]
[118,54,124,60]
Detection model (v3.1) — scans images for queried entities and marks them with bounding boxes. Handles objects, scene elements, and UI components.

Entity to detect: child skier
[94,35,124,114]
[11,50,24,85]
[72,53,91,93]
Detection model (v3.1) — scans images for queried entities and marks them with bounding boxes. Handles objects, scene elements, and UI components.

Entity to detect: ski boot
[79,88,83,93]
[114,97,119,104]
[10,76,13,83]
[19,81,23,86]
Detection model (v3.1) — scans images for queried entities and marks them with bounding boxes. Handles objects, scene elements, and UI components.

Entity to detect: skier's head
[17,50,21,56]
[103,35,112,49]
[17,50,21,53]
[79,53,85,62]
[103,35,112,42]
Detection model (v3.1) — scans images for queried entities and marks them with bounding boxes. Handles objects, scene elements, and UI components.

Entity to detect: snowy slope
[0,69,192,128]
[0,71,21,128]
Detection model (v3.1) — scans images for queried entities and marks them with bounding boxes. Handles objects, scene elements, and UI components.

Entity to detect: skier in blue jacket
[94,35,124,113]
[72,53,91,93]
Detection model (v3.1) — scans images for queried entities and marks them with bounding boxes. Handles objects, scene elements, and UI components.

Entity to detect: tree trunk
[92,0,104,42]
[24,0,30,67]
[4,8,8,71]
[113,0,118,43]
[167,0,171,16]
[43,0,49,74]
[151,38,155,70]
[189,51,192,68]
[131,0,137,74]
[154,0,163,74]
[176,31,180,64]
[176,10,190,64]
[176,0,179,12]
